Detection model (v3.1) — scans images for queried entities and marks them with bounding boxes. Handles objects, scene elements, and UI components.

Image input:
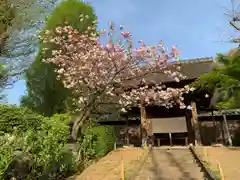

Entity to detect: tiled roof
[126,57,214,87]
[198,109,240,117]
[123,57,214,87]
[160,57,214,82]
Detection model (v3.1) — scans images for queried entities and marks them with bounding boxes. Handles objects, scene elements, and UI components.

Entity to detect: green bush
[92,126,116,158]
[76,124,116,166]
[0,106,76,180]
[0,104,42,134]
[0,105,116,179]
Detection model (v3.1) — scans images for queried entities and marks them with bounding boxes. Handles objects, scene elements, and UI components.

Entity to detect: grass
[124,149,149,180]
[202,160,221,180]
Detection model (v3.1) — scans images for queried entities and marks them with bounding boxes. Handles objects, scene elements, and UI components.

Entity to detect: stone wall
[113,125,141,147]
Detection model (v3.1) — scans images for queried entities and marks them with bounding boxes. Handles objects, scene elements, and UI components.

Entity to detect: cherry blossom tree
[41,15,194,140]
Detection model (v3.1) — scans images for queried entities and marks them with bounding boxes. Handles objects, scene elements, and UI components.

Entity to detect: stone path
[135,148,204,180]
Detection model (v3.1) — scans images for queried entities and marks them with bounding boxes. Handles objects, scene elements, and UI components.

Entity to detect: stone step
[135,148,205,180]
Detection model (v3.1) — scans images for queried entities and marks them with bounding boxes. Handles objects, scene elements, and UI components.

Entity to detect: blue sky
[5,0,239,104]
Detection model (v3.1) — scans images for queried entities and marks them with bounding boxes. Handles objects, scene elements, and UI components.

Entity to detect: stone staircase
[135,147,205,180]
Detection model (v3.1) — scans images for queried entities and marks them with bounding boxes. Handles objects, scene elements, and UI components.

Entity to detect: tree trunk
[71,109,91,140]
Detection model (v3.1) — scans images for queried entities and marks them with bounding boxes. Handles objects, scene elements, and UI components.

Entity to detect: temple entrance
[153,132,188,146]
[150,116,188,146]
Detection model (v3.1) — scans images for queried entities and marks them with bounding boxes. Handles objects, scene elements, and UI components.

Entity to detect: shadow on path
[136,149,202,180]
[149,151,163,180]
[164,150,198,180]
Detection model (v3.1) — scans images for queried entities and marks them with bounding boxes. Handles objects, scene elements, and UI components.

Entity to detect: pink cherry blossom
[171,45,181,58]
[120,31,131,38]
[41,18,189,139]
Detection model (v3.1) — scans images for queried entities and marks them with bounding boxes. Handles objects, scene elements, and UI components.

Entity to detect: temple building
[97,57,240,147]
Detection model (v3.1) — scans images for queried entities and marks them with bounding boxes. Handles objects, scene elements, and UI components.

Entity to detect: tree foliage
[0,0,15,55]
[1,0,59,57]
[0,0,61,101]
[0,63,10,102]
[0,0,62,98]
[192,48,240,109]
[21,0,97,116]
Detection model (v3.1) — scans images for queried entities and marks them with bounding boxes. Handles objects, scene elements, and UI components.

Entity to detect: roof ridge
[170,57,214,65]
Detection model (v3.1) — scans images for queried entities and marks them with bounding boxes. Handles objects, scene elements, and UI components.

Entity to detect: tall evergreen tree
[21,0,97,116]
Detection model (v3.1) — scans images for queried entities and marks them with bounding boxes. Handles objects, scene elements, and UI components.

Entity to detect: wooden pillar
[212,110,217,144]
[169,133,172,146]
[157,138,160,146]
[223,114,233,146]
[126,120,129,145]
[185,109,194,144]
[185,137,188,146]
[220,120,226,145]
[152,135,155,146]
[140,106,147,146]
[191,102,202,146]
